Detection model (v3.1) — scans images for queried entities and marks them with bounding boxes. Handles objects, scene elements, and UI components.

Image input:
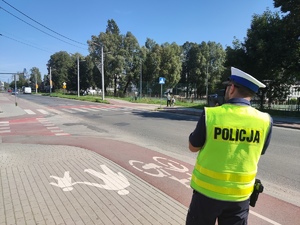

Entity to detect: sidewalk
[0,142,187,225]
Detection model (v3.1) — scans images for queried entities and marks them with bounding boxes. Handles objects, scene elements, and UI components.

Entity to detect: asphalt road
[16,94,300,208]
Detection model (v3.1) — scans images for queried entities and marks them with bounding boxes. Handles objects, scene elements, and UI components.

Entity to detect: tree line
[13,0,300,107]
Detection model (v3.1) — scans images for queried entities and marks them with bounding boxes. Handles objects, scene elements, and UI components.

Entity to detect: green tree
[274,0,300,80]
[88,19,124,95]
[120,31,142,96]
[245,10,290,106]
[47,51,72,92]
[181,41,225,98]
[143,38,161,96]
[29,67,42,91]
[159,42,182,90]
[225,10,295,108]
[80,55,98,92]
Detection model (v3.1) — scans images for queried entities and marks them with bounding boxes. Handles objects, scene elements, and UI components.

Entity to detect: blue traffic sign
[159,77,165,84]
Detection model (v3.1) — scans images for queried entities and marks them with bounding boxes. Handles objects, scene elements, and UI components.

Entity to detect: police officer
[186,67,273,225]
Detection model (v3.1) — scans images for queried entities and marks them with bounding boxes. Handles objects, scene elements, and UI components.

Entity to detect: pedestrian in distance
[171,95,176,107]
[186,67,273,225]
[166,92,171,107]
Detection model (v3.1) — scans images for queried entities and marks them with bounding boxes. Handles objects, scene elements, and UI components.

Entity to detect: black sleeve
[261,116,273,155]
[189,111,206,148]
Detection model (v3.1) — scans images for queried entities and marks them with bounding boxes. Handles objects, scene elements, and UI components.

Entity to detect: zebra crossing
[21,105,143,115]
[0,118,70,136]
[0,121,10,133]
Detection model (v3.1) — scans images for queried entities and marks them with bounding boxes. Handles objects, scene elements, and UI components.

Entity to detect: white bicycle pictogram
[129,156,191,188]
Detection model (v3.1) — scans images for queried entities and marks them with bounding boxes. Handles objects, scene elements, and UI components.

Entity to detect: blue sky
[0,0,278,83]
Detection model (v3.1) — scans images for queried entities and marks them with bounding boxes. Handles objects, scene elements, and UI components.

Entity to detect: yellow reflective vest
[191,104,271,202]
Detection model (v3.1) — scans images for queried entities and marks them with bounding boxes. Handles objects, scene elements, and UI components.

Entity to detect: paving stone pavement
[0,143,187,225]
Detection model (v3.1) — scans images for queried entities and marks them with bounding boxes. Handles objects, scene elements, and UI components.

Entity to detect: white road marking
[37,109,49,114]
[46,126,59,130]
[55,133,70,136]
[72,108,88,112]
[250,210,282,225]
[47,108,62,114]
[98,108,109,111]
[85,108,99,111]
[24,109,35,114]
[43,123,55,126]
[61,109,75,113]
[0,130,10,133]
[50,130,63,133]
[50,165,130,195]
[0,122,9,127]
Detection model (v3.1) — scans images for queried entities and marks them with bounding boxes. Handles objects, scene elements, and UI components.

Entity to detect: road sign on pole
[159,77,165,108]
[159,77,165,85]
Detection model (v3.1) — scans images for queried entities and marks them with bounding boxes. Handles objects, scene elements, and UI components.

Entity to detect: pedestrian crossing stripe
[24,109,35,114]
[60,109,75,113]
[0,130,10,133]
[37,109,49,114]
[47,108,62,114]
[85,108,98,111]
[22,106,146,115]
[0,122,9,127]
[72,108,88,112]
[0,120,11,134]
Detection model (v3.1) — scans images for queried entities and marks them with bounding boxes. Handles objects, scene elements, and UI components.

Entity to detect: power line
[0,33,53,53]
[1,0,87,46]
[1,6,87,50]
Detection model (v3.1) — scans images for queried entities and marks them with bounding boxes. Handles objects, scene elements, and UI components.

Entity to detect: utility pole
[49,67,52,95]
[14,74,17,106]
[140,61,142,99]
[77,55,80,97]
[206,64,209,105]
[90,41,105,100]
[35,73,37,94]
[101,45,104,100]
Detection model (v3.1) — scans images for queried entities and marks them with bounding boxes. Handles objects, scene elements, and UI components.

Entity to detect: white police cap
[230,67,266,93]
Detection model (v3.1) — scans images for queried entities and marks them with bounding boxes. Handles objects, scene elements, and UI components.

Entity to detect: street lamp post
[77,56,80,97]
[101,45,104,100]
[70,53,81,97]
[140,61,142,99]
[90,42,105,100]
[35,73,37,94]
[49,67,52,95]
[206,64,209,105]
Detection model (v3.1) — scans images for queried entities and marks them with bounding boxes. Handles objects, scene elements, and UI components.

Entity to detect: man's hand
[189,141,200,152]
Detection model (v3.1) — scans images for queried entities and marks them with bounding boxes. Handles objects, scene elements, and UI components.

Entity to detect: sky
[0,0,279,83]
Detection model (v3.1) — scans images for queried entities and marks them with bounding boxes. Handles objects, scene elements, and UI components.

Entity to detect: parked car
[11,89,19,95]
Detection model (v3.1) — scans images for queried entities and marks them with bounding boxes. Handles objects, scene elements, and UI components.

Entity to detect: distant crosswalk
[0,121,10,133]
[0,118,69,136]
[21,105,142,115]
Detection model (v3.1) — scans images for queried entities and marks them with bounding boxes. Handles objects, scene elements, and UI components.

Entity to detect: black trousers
[186,190,249,225]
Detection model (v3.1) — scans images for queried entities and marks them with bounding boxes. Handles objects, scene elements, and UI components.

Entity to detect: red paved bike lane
[3,135,299,225]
